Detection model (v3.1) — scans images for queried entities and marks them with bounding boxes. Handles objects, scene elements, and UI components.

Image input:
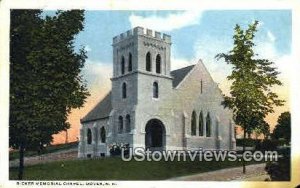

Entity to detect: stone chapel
[78,27,236,158]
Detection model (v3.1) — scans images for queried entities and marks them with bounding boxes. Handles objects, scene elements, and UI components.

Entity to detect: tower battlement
[112,26,171,44]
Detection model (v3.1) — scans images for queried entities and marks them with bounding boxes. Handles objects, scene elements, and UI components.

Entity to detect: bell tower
[112,27,171,77]
[111,27,173,109]
[110,27,173,146]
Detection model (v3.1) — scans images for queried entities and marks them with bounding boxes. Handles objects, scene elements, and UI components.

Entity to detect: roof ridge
[171,64,195,73]
[171,64,196,88]
[80,91,112,123]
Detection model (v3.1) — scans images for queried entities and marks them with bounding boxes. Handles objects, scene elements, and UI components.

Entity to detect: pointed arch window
[118,116,123,134]
[153,82,158,98]
[100,127,106,143]
[87,128,92,144]
[201,79,203,94]
[199,111,204,136]
[121,56,125,75]
[156,54,161,74]
[191,111,196,136]
[128,53,132,72]
[122,83,127,98]
[125,114,131,133]
[146,52,151,71]
[206,112,211,137]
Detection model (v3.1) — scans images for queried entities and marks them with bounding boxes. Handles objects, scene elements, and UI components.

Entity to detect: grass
[9,157,261,180]
[9,142,78,161]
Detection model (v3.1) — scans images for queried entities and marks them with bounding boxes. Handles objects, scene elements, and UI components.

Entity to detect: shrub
[277,138,289,146]
[255,139,278,151]
[265,147,290,181]
[109,143,130,156]
[109,144,121,156]
[236,138,258,147]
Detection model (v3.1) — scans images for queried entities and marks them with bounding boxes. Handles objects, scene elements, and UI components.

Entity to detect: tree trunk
[65,130,68,144]
[242,128,246,174]
[18,143,25,180]
[247,132,251,139]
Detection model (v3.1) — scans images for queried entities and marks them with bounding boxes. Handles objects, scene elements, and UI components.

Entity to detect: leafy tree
[272,112,291,145]
[10,10,89,180]
[254,120,270,139]
[216,21,284,173]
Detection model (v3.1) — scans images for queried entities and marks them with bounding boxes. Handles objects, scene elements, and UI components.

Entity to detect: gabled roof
[81,65,195,124]
[171,64,195,87]
[80,92,112,123]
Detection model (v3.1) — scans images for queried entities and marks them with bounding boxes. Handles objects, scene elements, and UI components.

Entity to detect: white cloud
[84,45,92,52]
[82,60,112,96]
[254,34,291,83]
[192,35,233,85]
[255,40,276,60]
[267,30,276,42]
[171,57,194,70]
[275,55,293,82]
[257,21,264,29]
[129,11,203,32]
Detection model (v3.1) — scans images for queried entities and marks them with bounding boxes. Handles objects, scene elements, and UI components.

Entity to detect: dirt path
[169,163,269,181]
[9,148,78,168]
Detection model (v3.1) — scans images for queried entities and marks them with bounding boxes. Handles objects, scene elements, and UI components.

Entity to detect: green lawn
[9,142,78,161]
[10,157,261,180]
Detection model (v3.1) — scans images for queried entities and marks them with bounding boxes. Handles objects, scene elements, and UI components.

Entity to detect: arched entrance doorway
[145,119,166,151]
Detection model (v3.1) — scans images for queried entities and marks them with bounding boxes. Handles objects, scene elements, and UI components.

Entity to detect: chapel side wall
[172,62,234,150]
[78,118,109,158]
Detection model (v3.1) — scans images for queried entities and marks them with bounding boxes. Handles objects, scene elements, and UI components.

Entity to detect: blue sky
[74,10,291,64]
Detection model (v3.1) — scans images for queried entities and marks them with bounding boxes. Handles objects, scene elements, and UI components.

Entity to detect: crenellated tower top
[112,26,171,45]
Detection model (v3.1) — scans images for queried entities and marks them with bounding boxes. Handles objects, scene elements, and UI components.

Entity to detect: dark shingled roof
[81,92,112,123]
[171,64,195,87]
[81,65,195,123]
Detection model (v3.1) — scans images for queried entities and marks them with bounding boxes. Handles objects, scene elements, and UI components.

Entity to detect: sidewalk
[169,163,269,181]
